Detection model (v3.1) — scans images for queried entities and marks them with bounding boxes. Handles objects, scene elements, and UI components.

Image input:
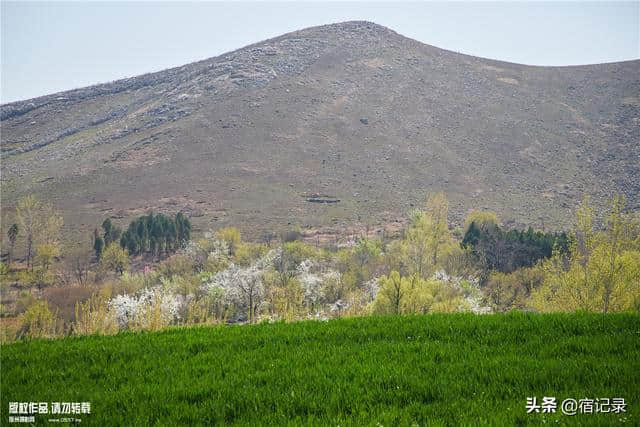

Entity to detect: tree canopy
[118,212,191,257]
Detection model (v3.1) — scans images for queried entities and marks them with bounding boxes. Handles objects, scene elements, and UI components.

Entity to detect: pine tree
[94,235,104,261]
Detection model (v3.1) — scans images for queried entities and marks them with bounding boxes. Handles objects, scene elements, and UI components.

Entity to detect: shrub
[234,242,268,266]
[372,271,477,315]
[484,267,544,312]
[161,274,199,297]
[108,288,182,331]
[73,293,118,336]
[215,227,242,256]
[17,300,61,339]
[157,254,196,278]
[103,272,150,298]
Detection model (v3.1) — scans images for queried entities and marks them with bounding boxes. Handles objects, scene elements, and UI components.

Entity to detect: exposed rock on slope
[1,21,639,240]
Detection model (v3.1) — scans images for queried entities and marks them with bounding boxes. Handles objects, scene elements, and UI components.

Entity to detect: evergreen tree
[93,234,104,261]
[99,211,191,259]
[462,221,569,273]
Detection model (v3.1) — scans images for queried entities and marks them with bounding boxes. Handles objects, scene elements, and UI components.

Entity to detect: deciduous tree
[16,195,63,270]
[100,244,129,275]
[7,223,18,266]
[531,196,640,312]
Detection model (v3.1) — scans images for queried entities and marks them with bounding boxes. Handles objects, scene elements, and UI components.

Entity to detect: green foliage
[485,266,545,312]
[9,269,40,288]
[215,227,242,256]
[463,209,500,232]
[272,241,320,289]
[16,195,63,269]
[403,192,455,278]
[353,238,381,270]
[440,245,478,278]
[263,272,305,321]
[35,242,60,271]
[335,238,382,289]
[73,293,118,336]
[5,189,640,347]
[2,314,638,425]
[161,274,200,298]
[156,253,196,278]
[373,271,465,315]
[372,271,405,314]
[100,244,129,275]
[104,272,149,297]
[102,218,122,247]
[17,300,59,339]
[234,242,268,266]
[462,220,568,274]
[382,239,409,276]
[116,212,191,257]
[93,228,104,260]
[532,196,640,313]
[175,212,192,246]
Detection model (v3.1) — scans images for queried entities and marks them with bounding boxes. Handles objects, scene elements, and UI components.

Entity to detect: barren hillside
[1,21,639,243]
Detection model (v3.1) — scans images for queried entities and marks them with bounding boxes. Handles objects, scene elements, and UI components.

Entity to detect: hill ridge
[1,21,638,242]
[3,20,638,113]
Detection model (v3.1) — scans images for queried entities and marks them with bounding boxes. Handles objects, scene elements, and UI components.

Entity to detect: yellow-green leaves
[532,195,640,313]
[100,243,130,275]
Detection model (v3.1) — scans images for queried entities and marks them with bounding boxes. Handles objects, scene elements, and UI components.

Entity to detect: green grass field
[2,313,639,425]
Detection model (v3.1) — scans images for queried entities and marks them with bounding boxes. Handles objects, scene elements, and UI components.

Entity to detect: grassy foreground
[2,313,639,426]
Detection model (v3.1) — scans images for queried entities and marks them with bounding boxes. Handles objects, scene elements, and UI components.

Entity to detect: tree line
[94,212,191,260]
[3,192,639,342]
[462,220,569,274]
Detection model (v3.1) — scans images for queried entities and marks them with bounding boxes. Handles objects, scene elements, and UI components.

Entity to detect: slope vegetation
[2,21,639,242]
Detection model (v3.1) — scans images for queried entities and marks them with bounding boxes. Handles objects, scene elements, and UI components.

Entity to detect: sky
[1,1,638,104]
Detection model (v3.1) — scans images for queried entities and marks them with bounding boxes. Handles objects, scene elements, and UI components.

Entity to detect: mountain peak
[1,22,638,238]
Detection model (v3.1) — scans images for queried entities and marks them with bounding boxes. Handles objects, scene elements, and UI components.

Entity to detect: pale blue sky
[1,1,638,103]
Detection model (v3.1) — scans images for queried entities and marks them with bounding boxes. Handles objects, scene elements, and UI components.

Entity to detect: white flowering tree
[203,259,267,323]
[108,287,183,330]
[297,259,342,310]
[431,270,491,314]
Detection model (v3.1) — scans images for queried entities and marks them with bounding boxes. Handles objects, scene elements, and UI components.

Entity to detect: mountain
[1,21,639,243]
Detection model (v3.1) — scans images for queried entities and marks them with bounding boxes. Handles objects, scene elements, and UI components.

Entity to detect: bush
[234,242,268,266]
[215,227,242,256]
[102,272,149,298]
[73,293,118,336]
[8,268,54,288]
[161,274,199,297]
[17,300,61,339]
[372,271,468,315]
[157,254,196,278]
[484,267,545,312]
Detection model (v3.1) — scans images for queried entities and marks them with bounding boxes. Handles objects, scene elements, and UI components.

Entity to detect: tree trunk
[27,234,33,270]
